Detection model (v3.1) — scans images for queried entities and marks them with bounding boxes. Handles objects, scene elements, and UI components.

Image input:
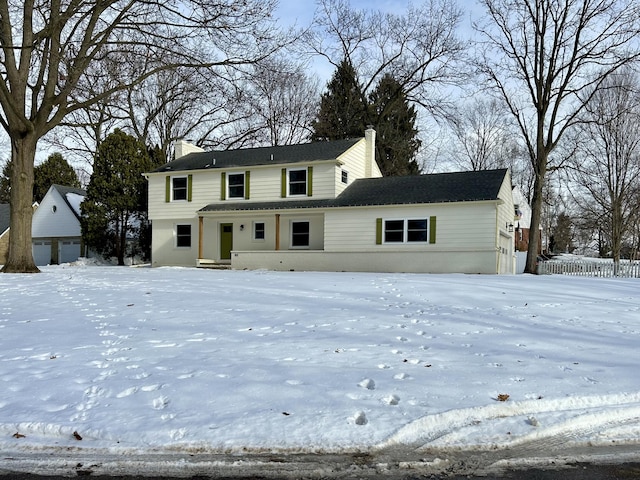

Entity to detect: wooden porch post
[198,216,204,259]
[275,214,280,251]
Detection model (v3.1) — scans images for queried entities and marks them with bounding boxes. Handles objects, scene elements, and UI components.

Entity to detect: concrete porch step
[196,259,231,269]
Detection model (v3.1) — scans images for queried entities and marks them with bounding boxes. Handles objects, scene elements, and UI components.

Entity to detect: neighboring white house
[145,129,516,274]
[0,203,9,265]
[32,184,88,265]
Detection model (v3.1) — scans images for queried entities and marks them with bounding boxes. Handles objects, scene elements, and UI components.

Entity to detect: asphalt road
[1,464,640,480]
[1,443,639,479]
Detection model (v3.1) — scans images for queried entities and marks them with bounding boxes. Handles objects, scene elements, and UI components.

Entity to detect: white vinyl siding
[324,204,498,252]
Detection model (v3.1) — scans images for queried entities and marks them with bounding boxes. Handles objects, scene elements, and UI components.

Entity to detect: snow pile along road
[0,265,639,474]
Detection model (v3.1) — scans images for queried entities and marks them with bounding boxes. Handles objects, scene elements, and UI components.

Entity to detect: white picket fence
[538,259,640,278]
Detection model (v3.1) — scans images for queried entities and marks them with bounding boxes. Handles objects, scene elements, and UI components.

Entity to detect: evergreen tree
[311,62,421,176]
[33,153,80,202]
[137,145,166,261]
[81,129,152,265]
[311,59,368,141]
[369,74,421,176]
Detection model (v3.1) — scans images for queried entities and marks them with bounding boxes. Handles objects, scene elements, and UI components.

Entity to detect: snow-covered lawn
[1,264,639,458]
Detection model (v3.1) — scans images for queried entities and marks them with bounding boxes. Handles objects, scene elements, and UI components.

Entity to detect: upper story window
[221,171,249,200]
[288,168,307,196]
[281,166,313,197]
[172,176,188,201]
[165,175,192,202]
[341,169,349,184]
[228,173,245,199]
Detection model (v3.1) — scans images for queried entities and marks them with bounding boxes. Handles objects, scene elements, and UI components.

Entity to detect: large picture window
[291,221,310,248]
[384,219,428,243]
[176,224,192,248]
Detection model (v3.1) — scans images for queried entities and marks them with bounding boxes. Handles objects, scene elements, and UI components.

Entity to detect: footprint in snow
[383,394,400,405]
[152,396,170,409]
[358,378,376,390]
[352,411,368,425]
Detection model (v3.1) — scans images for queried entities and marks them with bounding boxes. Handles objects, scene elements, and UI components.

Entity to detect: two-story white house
[145,129,516,274]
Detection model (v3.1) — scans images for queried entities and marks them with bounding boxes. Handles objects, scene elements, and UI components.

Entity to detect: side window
[176,224,192,248]
[341,169,349,184]
[253,221,265,241]
[291,221,310,248]
[228,173,245,199]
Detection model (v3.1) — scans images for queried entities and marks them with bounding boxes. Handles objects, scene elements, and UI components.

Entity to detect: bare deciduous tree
[306,0,465,119]
[0,0,281,273]
[569,70,640,272]
[447,98,516,171]
[475,0,640,273]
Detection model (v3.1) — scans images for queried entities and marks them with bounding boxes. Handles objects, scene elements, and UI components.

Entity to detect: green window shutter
[307,166,313,197]
[429,216,437,244]
[220,172,226,200]
[165,176,171,202]
[375,218,383,245]
[281,168,287,198]
[187,174,193,202]
[245,171,250,199]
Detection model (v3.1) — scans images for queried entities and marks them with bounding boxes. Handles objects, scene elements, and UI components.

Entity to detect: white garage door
[33,240,52,266]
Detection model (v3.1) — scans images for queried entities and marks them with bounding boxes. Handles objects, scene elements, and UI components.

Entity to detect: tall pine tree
[1,154,81,203]
[311,62,421,176]
[311,59,368,141]
[81,129,152,265]
[369,74,421,176]
[33,153,81,202]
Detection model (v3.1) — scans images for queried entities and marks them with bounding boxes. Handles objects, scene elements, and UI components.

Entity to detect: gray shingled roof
[153,138,362,173]
[0,204,9,233]
[199,169,509,213]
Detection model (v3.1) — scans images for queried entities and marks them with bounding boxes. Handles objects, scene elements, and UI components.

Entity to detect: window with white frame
[253,221,265,241]
[175,224,192,248]
[227,173,245,199]
[341,169,349,184]
[288,168,307,196]
[172,177,188,201]
[384,219,428,243]
[290,221,310,248]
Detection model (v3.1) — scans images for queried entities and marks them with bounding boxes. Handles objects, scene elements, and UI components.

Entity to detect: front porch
[195,211,325,266]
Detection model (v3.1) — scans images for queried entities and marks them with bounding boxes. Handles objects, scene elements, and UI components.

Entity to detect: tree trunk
[1,135,40,273]
[524,143,548,274]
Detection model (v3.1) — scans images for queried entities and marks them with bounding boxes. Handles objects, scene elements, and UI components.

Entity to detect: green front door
[220,223,233,260]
